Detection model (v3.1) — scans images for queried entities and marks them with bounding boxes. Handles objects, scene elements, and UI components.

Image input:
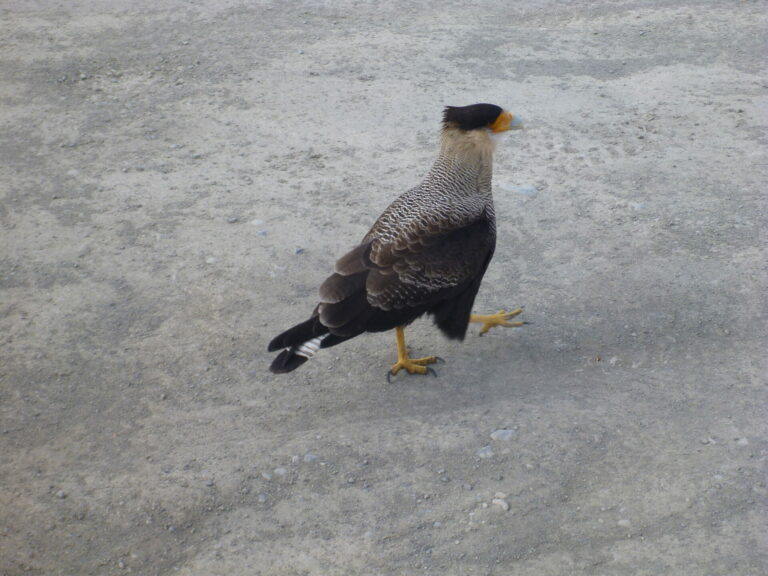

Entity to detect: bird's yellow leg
[470,308,525,335]
[389,326,439,379]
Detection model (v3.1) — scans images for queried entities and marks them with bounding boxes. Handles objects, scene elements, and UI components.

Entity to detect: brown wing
[365,214,495,311]
[320,212,495,314]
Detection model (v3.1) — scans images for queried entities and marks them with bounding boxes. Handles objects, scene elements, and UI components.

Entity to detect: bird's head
[441,103,523,155]
[442,103,523,134]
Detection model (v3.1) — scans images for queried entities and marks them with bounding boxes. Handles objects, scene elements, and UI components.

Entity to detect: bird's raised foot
[470,307,526,335]
[386,355,441,383]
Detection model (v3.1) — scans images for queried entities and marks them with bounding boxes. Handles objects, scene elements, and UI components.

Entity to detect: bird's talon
[470,307,526,334]
[388,353,440,381]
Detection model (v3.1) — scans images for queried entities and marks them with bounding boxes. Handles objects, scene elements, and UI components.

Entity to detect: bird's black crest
[442,103,503,131]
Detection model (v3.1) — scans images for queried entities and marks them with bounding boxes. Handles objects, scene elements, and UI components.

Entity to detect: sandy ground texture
[1,1,767,575]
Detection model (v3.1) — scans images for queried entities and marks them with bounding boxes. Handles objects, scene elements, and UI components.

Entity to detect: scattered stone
[291,455,300,464]
[227,217,239,224]
[476,445,494,459]
[736,437,749,446]
[490,429,515,441]
[295,248,305,255]
[56,490,67,499]
[514,184,538,196]
[494,491,507,499]
[492,498,510,512]
[205,479,215,487]
[618,518,631,527]
[303,453,318,463]
[440,475,451,483]
[462,483,473,491]
[257,230,268,237]
[273,467,287,476]
[433,521,442,528]
[257,493,268,503]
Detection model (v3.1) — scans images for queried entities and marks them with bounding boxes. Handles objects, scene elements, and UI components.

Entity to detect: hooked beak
[490,110,524,132]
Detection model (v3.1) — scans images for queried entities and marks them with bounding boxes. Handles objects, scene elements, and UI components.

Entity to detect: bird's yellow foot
[388,326,444,382]
[470,308,526,335]
[390,354,440,377]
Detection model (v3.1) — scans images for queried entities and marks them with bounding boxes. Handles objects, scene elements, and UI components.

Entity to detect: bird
[268,103,525,378]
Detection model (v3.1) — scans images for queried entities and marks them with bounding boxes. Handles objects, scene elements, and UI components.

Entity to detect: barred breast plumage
[268,103,524,375]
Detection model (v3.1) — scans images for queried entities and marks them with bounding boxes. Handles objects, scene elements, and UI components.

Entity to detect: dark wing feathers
[365,217,494,311]
[318,290,370,330]
[334,242,376,275]
[318,271,367,303]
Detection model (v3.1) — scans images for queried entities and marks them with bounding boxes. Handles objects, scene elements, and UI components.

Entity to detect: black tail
[269,348,310,373]
[268,316,330,374]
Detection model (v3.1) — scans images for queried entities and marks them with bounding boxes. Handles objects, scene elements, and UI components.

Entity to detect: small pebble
[476,445,494,459]
[492,498,510,512]
[462,483,473,491]
[295,248,305,255]
[257,493,268,503]
[273,467,287,476]
[736,437,749,446]
[56,490,67,499]
[514,184,538,196]
[227,217,239,224]
[490,429,515,441]
[303,453,318,463]
[205,480,215,487]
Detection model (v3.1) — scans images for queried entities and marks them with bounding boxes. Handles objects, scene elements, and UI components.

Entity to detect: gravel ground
[1,1,767,575]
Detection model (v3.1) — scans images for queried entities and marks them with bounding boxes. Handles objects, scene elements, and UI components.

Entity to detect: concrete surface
[1,1,766,575]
